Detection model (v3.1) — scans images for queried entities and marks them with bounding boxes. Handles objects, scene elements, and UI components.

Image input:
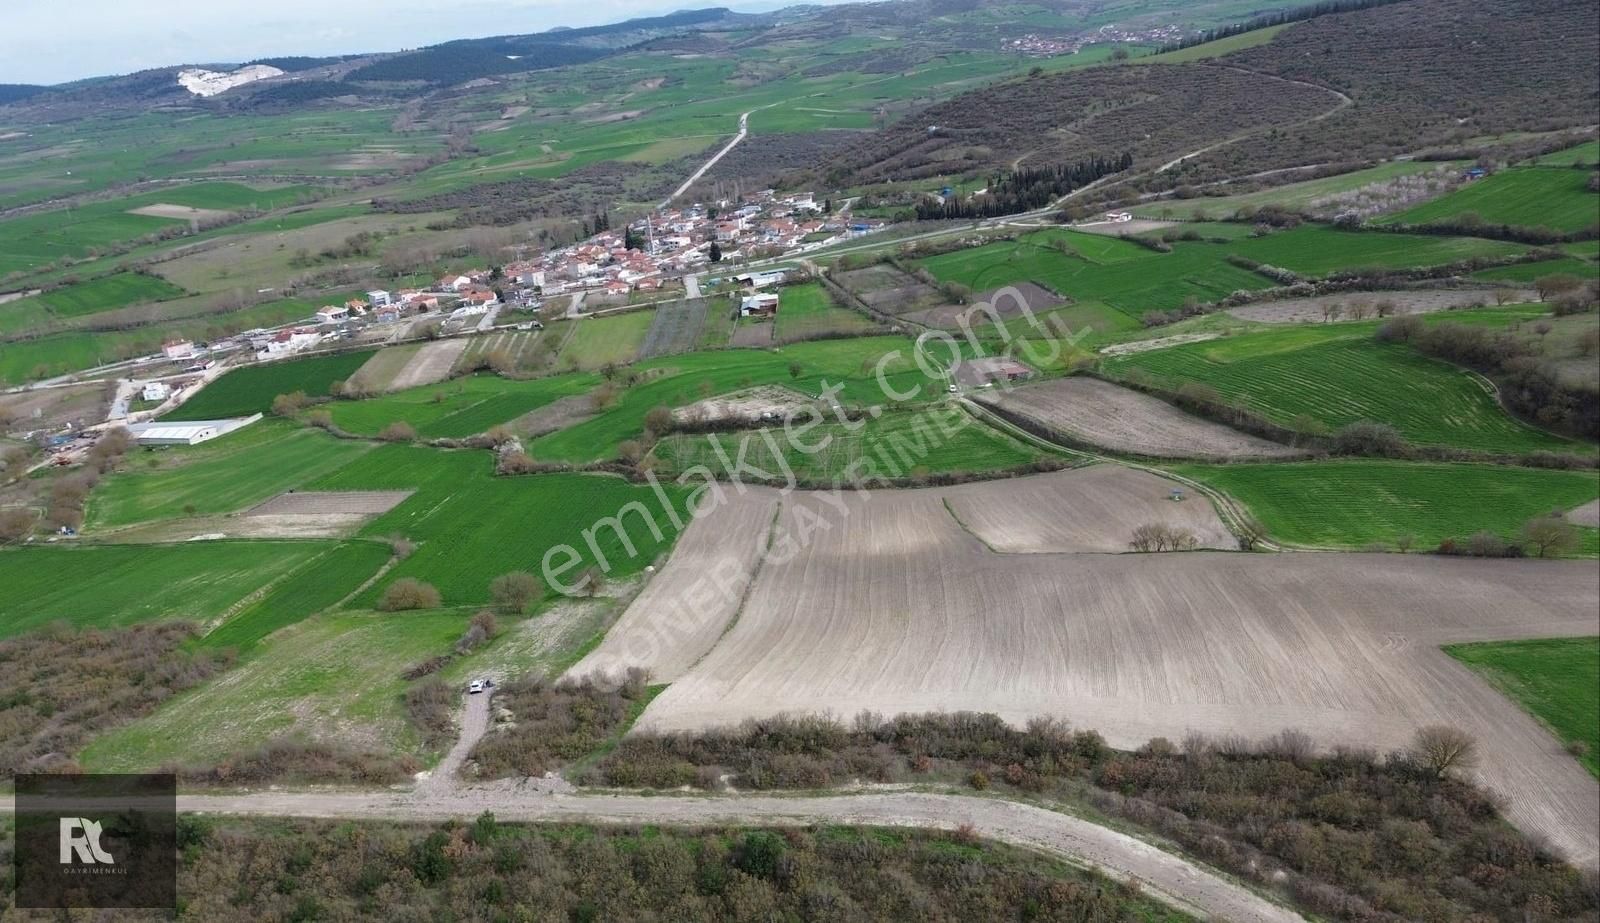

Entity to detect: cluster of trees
[914,155,1133,220]
[128,813,1164,921]
[578,710,1591,921]
[1377,311,1600,440]
[1128,522,1200,552]
[1155,0,1408,54]
[467,669,653,780]
[0,622,231,775]
[1434,513,1585,559]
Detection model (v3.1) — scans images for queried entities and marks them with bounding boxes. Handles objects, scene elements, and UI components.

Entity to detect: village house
[316,304,350,324]
[740,292,779,317]
[366,289,392,307]
[162,338,195,360]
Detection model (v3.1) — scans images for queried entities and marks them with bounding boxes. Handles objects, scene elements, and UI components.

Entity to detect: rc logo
[59,818,115,865]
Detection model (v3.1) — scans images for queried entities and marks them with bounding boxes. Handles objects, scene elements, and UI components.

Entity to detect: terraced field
[1382,166,1600,233]
[166,349,377,420]
[1104,327,1580,453]
[1173,460,1600,552]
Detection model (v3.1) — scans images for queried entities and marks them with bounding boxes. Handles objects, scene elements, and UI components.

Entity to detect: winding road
[172,787,1300,922]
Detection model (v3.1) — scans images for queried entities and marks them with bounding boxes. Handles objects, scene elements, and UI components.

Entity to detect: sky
[0,0,799,85]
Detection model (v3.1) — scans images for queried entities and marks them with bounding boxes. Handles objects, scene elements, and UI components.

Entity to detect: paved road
[170,788,1299,922]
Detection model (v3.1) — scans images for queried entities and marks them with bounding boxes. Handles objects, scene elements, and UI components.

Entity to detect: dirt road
[170,788,1300,922]
[415,689,492,793]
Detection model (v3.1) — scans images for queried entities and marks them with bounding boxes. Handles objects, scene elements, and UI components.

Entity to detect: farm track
[51,789,1300,923]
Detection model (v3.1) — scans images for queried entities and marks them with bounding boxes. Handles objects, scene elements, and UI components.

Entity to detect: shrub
[378,578,442,611]
[489,571,542,614]
[378,421,418,443]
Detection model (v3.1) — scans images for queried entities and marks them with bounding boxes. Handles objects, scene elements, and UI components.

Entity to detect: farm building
[140,382,171,402]
[162,339,195,360]
[128,414,259,447]
[734,270,786,289]
[740,293,780,317]
[951,357,1035,387]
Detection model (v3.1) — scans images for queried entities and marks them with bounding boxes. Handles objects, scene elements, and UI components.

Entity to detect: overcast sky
[1,0,792,85]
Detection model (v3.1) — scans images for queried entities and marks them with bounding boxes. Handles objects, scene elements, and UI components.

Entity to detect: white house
[162,339,195,360]
[740,293,779,317]
[315,305,350,324]
[141,381,171,402]
[366,289,392,307]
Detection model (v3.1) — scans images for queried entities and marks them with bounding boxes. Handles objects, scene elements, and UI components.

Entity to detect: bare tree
[1412,725,1479,778]
[1394,532,1416,554]
[1520,515,1579,558]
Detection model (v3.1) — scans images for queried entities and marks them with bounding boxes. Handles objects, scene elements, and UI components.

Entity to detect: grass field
[917,226,1527,321]
[1130,162,1463,221]
[1535,141,1600,167]
[0,541,334,636]
[1173,460,1600,552]
[164,350,377,420]
[774,282,876,339]
[1382,167,1600,234]
[1134,23,1287,63]
[80,609,471,772]
[198,540,395,653]
[306,447,690,606]
[13,272,187,320]
[87,421,376,529]
[558,310,654,368]
[653,405,1046,483]
[526,337,928,463]
[1105,323,1581,453]
[0,182,315,276]
[1472,256,1600,283]
[327,371,599,438]
[1446,637,1600,777]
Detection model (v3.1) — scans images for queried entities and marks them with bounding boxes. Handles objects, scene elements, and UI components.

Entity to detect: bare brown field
[247,491,412,516]
[904,282,1064,328]
[1567,498,1600,528]
[127,203,233,222]
[617,480,1599,862]
[729,320,775,347]
[943,464,1235,551]
[388,339,469,391]
[1099,332,1220,357]
[511,393,597,439]
[671,386,818,427]
[835,265,942,314]
[1226,288,1537,324]
[567,488,781,682]
[975,378,1301,460]
[348,344,421,392]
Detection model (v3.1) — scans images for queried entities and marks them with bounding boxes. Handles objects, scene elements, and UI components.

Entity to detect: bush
[378,421,418,443]
[378,578,442,611]
[1331,420,1408,457]
[489,571,542,614]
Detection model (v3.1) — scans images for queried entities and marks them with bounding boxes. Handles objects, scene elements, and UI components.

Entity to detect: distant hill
[814,0,1600,193]
[345,8,752,85]
[0,84,48,105]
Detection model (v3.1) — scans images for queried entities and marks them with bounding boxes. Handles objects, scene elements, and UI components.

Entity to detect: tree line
[1155,0,1411,55]
[914,154,1132,220]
